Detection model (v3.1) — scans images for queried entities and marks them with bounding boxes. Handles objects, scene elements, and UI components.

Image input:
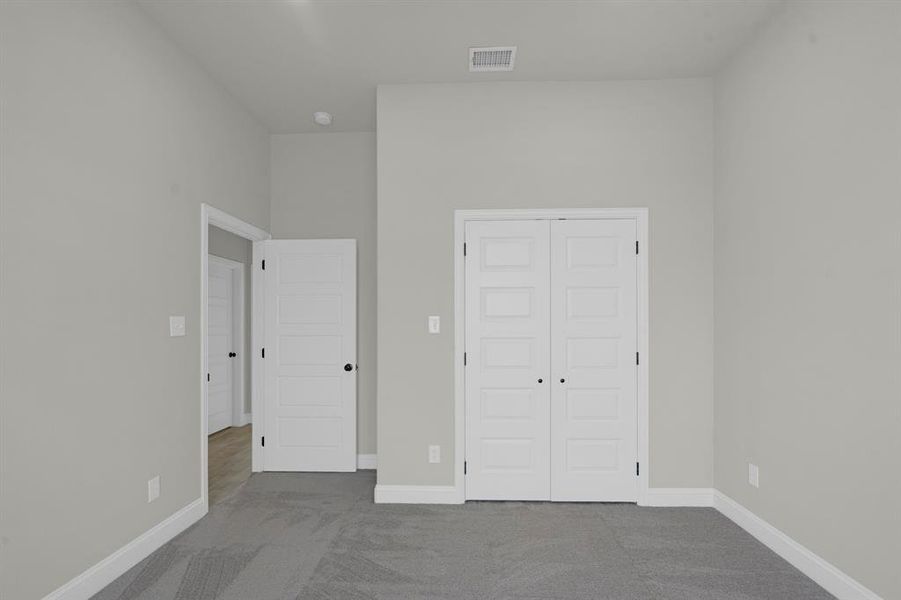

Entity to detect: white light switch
[148,476,160,502]
[428,316,440,334]
[428,445,441,463]
[169,316,185,337]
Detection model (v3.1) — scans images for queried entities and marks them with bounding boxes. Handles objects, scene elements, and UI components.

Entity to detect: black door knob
[560,378,566,383]
[344,363,353,372]
[537,378,543,383]
[228,352,236,358]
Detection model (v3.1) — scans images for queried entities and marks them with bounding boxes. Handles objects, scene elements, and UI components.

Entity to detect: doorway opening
[207,245,249,505]
[201,204,270,512]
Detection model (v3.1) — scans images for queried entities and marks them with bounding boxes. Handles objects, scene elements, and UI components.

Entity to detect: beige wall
[0,2,269,598]
[377,81,715,487]
[270,133,378,454]
[714,2,901,598]
[209,225,253,415]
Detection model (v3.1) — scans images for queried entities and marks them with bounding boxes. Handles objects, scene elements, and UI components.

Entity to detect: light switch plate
[428,445,441,463]
[169,316,186,337]
[428,316,440,334]
[148,476,160,502]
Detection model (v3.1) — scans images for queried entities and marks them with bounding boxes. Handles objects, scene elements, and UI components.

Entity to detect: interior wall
[0,2,270,598]
[714,1,901,597]
[209,225,253,416]
[269,132,378,454]
[377,81,715,488]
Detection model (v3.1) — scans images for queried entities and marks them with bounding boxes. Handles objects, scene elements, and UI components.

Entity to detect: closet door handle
[537,378,543,383]
[559,378,566,384]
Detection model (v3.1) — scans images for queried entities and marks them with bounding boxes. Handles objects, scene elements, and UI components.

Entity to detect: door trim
[207,255,246,429]
[201,204,270,514]
[454,208,649,505]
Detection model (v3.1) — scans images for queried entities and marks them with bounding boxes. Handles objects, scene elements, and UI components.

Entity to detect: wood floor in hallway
[208,424,251,506]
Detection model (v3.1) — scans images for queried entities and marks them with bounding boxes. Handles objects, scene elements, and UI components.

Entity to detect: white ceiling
[138,0,784,133]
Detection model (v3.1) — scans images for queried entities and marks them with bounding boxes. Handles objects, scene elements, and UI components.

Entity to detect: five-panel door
[464,220,552,500]
[208,261,236,434]
[465,219,638,502]
[262,239,357,472]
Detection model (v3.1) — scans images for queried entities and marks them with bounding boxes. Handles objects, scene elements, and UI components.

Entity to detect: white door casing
[207,260,235,434]
[465,220,551,500]
[550,219,638,502]
[262,239,357,472]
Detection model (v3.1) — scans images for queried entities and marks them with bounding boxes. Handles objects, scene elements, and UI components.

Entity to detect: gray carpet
[93,472,833,599]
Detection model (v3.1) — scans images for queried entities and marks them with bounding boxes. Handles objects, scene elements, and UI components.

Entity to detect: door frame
[207,255,246,429]
[200,204,270,513]
[454,208,650,505]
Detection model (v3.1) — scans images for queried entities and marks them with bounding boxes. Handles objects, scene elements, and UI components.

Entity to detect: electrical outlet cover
[148,475,161,502]
[169,315,186,337]
[748,463,759,488]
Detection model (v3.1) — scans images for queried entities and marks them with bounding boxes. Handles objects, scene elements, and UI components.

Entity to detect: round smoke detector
[313,111,332,126]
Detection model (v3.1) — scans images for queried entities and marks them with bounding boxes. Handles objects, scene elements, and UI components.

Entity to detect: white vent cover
[469,46,516,72]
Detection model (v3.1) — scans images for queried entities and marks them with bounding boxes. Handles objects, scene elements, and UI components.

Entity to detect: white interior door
[465,220,551,500]
[464,217,639,502]
[208,260,235,434]
[262,239,357,472]
[550,219,638,501]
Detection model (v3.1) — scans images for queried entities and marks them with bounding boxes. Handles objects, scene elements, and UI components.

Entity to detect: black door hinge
[463,242,467,257]
[262,259,266,270]
[636,352,639,365]
[636,462,640,476]
[262,347,265,359]
[464,352,467,366]
[207,373,210,382]
[635,241,639,255]
[464,461,467,475]
[261,436,265,447]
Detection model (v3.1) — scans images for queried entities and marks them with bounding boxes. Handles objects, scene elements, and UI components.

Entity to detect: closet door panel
[550,219,638,502]
[465,220,551,500]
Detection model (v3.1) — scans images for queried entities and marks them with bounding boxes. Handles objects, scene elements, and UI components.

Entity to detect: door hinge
[636,462,640,476]
[262,347,265,359]
[635,240,639,255]
[262,259,266,270]
[464,352,467,366]
[463,242,467,257]
[261,436,265,447]
[636,352,639,365]
[207,373,210,382]
[464,461,467,475]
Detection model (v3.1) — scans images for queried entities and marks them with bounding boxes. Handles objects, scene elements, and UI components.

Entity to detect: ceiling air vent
[469,46,516,72]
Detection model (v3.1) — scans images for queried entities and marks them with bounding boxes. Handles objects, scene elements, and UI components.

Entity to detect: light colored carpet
[93,472,833,599]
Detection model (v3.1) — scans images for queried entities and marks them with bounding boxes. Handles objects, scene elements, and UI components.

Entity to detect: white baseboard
[356,454,377,470]
[43,498,206,600]
[642,487,714,507]
[374,484,463,504]
[713,491,882,600]
[236,413,252,427]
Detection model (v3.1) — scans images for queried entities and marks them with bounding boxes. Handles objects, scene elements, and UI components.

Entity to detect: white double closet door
[465,218,638,502]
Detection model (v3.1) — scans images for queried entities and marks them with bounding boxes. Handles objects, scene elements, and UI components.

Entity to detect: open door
[260,239,357,472]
